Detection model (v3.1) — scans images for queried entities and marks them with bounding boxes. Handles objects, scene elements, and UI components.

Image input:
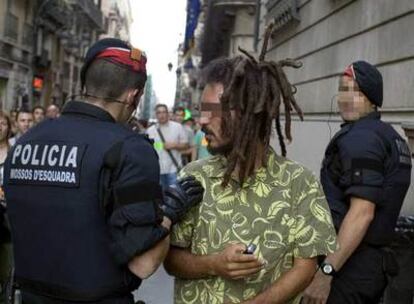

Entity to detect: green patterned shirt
[171,149,337,304]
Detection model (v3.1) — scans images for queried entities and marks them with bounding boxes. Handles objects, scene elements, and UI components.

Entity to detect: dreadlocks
[204,23,304,187]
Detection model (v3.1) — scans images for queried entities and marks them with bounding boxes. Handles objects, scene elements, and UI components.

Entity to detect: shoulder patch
[7,141,87,188]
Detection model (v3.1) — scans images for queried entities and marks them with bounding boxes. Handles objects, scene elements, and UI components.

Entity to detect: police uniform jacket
[321,111,412,246]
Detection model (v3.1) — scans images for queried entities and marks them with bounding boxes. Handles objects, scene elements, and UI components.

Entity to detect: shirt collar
[62,101,116,123]
[209,148,279,185]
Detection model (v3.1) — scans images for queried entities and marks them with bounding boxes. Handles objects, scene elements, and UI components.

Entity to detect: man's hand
[211,243,264,280]
[302,270,333,304]
[161,176,204,224]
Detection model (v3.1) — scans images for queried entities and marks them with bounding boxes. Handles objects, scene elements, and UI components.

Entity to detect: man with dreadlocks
[164,25,337,304]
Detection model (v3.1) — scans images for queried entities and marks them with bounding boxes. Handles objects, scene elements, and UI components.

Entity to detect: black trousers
[327,246,388,304]
[21,291,134,304]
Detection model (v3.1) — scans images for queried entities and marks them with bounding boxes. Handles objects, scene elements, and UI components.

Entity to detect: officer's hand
[302,270,332,304]
[211,243,264,280]
[161,176,204,224]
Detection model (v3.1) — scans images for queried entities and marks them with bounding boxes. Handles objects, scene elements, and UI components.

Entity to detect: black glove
[161,176,204,224]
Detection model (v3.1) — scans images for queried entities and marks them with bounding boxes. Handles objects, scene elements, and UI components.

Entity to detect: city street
[134,267,174,304]
[0,0,413,304]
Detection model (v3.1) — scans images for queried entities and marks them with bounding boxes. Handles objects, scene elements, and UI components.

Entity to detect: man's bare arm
[128,217,171,279]
[244,258,317,304]
[323,197,375,270]
[302,197,375,303]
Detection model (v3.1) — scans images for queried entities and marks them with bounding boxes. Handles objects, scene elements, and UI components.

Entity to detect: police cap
[344,60,383,107]
[80,38,147,89]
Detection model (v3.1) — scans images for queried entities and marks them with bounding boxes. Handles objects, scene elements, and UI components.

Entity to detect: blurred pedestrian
[46,103,60,119]
[181,117,195,164]
[173,106,185,124]
[32,105,45,125]
[0,111,12,301]
[192,129,210,160]
[147,104,189,189]
[303,61,412,304]
[165,26,337,304]
[8,109,33,146]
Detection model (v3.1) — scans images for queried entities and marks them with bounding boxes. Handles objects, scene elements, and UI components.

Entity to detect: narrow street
[134,266,174,304]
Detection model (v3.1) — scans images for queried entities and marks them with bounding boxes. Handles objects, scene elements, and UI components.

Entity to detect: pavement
[134,266,174,304]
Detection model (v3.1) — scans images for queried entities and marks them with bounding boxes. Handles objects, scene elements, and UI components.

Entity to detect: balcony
[69,0,104,31]
[4,12,19,41]
[38,0,71,31]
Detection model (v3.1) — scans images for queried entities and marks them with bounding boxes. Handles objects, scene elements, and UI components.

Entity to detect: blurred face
[174,110,185,123]
[16,112,33,135]
[46,105,60,119]
[33,108,45,123]
[337,76,375,122]
[0,117,9,142]
[156,106,169,124]
[200,83,232,155]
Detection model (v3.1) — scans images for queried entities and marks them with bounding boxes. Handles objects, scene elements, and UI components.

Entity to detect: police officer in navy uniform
[302,61,412,304]
[3,38,204,303]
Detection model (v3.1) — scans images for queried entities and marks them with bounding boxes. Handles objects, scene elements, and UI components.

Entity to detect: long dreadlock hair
[204,23,304,187]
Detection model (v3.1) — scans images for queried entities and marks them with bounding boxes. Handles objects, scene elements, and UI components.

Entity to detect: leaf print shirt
[171,148,337,304]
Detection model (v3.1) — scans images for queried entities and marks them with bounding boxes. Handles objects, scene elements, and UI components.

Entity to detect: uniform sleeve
[169,166,197,248]
[292,173,337,258]
[106,135,168,265]
[338,130,386,205]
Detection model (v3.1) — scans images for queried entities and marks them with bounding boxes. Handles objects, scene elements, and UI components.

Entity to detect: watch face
[323,264,333,274]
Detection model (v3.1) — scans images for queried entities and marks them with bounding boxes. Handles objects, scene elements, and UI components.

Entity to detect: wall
[262,0,414,213]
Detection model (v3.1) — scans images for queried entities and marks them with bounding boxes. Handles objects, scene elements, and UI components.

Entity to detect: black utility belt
[16,276,131,302]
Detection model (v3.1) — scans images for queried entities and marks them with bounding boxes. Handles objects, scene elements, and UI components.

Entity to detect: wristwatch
[320,261,336,276]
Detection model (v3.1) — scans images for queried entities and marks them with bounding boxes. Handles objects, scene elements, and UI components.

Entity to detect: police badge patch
[8,141,87,187]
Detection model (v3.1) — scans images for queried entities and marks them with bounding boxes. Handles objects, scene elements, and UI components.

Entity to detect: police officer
[303,61,412,304]
[3,38,204,303]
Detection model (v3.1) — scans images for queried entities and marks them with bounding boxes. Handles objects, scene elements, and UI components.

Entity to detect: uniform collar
[62,101,116,123]
[341,111,381,128]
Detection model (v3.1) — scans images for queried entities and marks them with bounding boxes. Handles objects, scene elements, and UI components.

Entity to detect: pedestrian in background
[0,111,12,302]
[46,103,60,119]
[8,109,33,146]
[181,117,195,164]
[32,106,45,125]
[303,61,412,304]
[147,104,189,189]
[173,106,185,124]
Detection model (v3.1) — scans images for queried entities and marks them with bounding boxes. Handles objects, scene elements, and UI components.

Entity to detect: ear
[127,88,143,107]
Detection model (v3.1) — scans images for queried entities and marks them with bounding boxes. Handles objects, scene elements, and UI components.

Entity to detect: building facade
[178,0,414,213]
[0,0,132,112]
[260,0,413,214]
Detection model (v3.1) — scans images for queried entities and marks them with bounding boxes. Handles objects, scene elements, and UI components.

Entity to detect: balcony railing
[266,0,300,31]
[4,12,19,41]
[70,0,103,31]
